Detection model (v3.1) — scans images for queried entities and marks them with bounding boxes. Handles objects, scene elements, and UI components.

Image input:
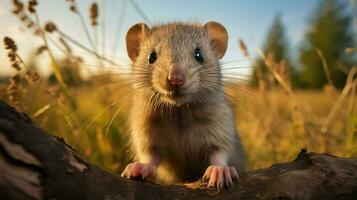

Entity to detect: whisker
[83,72,150,80]
[200,72,251,78]
[223,78,250,83]
[224,86,263,102]
[71,79,140,95]
[73,85,138,147]
[199,78,262,102]
[220,59,253,65]
[73,99,121,148]
[77,63,131,71]
[199,74,250,83]
[220,66,252,70]
[105,93,134,136]
[221,73,250,76]
[63,80,143,126]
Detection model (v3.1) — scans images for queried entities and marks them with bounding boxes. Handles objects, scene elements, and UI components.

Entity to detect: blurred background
[0,0,356,172]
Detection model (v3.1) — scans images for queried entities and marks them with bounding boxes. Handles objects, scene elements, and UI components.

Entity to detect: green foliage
[251,14,294,88]
[299,0,354,88]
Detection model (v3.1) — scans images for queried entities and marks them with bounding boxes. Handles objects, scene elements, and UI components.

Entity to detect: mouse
[121,21,245,190]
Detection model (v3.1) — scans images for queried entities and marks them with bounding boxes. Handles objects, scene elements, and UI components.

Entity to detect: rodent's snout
[167,68,185,87]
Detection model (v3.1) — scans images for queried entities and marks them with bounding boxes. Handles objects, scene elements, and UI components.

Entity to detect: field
[0,0,356,175]
[1,78,356,172]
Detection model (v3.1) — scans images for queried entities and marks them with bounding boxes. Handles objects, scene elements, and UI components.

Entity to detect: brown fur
[126,22,245,183]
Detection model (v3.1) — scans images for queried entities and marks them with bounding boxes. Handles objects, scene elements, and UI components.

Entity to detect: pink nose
[167,69,185,87]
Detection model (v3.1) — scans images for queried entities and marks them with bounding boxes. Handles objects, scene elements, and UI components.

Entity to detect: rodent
[121,21,245,189]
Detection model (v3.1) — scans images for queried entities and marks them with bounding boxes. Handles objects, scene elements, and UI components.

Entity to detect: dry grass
[234,88,356,169]
[0,0,356,174]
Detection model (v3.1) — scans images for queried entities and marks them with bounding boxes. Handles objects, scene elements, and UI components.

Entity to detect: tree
[299,0,354,88]
[251,14,294,88]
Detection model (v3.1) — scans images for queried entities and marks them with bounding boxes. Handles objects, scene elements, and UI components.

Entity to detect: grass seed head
[11,1,38,34]
[28,0,38,13]
[36,45,47,55]
[12,0,24,14]
[45,22,57,33]
[25,71,40,84]
[3,37,22,71]
[11,63,21,71]
[90,3,98,26]
[238,39,249,57]
[6,74,23,110]
[4,37,17,51]
[8,52,17,62]
[66,0,78,13]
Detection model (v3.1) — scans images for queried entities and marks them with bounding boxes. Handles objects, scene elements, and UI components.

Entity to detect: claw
[121,163,132,178]
[202,165,239,190]
[224,167,232,187]
[203,166,213,181]
[216,167,224,191]
[142,165,147,179]
[121,162,156,180]
[230,166,239,181]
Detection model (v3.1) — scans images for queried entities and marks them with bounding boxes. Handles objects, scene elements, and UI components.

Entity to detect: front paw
[121,162,157,179]
[202,165,239,190]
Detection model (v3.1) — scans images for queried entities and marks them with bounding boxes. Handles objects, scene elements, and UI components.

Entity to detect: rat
[121,21,245,189]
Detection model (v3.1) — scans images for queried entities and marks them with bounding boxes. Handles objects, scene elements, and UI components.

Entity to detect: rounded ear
[204,21,228,59]
[126,23,149,62]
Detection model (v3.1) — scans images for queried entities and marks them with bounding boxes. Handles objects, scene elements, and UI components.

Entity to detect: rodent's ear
[204,22,228,59]
[126,23,149,62]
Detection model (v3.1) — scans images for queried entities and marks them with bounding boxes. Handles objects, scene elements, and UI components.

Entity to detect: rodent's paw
[121,162,157,179]
[202,165,239,190]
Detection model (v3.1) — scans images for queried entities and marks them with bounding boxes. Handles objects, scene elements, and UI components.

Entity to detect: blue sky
[0,0,328,76]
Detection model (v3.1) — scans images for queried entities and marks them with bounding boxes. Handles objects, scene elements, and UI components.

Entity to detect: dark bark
[0,100,356,200]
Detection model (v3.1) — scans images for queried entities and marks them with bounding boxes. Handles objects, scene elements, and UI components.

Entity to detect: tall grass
[0,0,356,174]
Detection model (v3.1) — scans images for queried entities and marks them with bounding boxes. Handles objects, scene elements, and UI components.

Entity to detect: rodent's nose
[167,68,185,87]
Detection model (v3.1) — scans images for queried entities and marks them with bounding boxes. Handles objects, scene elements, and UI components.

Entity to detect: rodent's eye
[194,48,204,64]
[148,50,157,64]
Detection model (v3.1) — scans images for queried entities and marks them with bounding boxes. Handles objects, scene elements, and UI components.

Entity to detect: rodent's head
[126,22,228,107]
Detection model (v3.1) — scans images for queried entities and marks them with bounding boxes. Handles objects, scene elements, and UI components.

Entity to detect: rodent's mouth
[152,81,192,106]
[158,88,190,106]
[165,90,185,100]
[169,88,183,97]
[154,83,186,98]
